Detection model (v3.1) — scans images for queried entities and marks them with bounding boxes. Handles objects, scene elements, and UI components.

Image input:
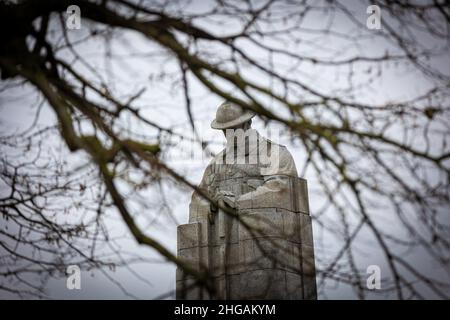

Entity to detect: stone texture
[238,176,310,214]
[239,237,301,273]
[189,200,210,223]
[226,243,241,275]
[301,245,316,277]
[239,269,286,299]
[239,209,285,240]
[281,209,302,243]
[286,272,304,299]
[177,177,317,299]
[177,222,201,250]
[176,105,316,299]
[300,213,314,246]
[295,179,310,214]
[303,275,317,300]
[178,247,200,275]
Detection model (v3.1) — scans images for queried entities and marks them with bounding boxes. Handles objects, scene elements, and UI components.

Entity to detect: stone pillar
[176,177,317,300]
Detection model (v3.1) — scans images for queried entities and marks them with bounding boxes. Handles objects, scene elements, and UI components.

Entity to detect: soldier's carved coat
[177,129,316,300]
[190,129,297,223]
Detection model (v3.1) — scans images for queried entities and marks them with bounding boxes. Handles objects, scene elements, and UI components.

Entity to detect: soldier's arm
[237,146,298,205]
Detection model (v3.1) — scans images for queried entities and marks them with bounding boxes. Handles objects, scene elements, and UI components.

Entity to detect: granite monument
[176,101,317,299]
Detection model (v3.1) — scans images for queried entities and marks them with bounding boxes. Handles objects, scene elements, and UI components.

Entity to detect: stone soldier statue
[176,101,317,299]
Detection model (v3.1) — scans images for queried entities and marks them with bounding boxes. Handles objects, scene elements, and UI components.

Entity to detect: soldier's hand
[214,190,237,209]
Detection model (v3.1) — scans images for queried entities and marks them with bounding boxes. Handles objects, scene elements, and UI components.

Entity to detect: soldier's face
[222,125,242,137]
[222,122,253,151]
[221,121,251,137]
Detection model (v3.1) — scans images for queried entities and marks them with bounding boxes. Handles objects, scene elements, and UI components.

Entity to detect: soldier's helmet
[211,101,255,130]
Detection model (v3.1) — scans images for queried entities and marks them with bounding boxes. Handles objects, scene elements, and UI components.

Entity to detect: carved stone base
[176,178,317,300]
